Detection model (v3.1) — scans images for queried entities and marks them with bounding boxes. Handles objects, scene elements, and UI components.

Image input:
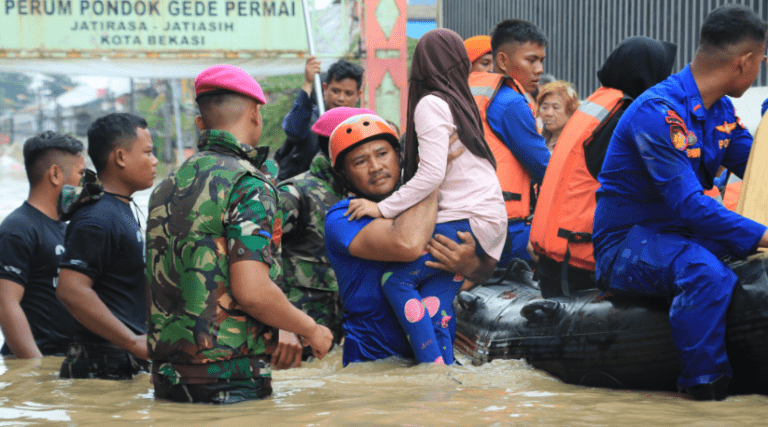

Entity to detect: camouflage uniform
[278,152,345,345]
[145,130,282,404]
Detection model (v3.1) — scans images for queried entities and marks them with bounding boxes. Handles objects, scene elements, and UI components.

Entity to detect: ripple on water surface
[0,352,767,426]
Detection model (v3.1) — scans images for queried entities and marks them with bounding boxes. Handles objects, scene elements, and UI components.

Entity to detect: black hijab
[403,28,496,183]
[597,36,678,99]
[585,36,678,178]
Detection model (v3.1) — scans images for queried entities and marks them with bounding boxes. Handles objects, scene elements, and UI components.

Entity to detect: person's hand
[304,56,322,85]
[425,231,478,276]
[345,199,382,221]
[447,131,465,163]
[272,330,303,370]
[301,324,333,359]
[526,241,540,263]
[128,334,149,360]
[460,279,476,292]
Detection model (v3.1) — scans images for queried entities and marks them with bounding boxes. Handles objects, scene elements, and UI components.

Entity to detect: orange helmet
[329,114,399,169]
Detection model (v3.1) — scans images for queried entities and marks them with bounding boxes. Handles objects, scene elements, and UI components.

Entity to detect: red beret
[195,64,266,104]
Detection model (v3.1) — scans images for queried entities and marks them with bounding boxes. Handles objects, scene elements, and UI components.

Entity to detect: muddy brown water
[2,157,768,426]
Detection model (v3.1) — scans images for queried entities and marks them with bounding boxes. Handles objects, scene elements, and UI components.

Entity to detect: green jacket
[146,130,282,384]
[278,152,345,293]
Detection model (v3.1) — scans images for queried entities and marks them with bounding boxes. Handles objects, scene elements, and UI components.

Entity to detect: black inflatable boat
[453,254,768,394]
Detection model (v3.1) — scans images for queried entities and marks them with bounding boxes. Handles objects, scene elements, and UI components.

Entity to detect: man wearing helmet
[275,106,374,369]
[324,114,493,365]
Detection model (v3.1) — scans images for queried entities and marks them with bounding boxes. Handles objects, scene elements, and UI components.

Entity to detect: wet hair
[87,113,148,173]
[197,92,256,130]
[23,131,84,187]
[325,59,364,90]
[490,19,548,57]
[699,5,767,50]
[537,80,580,116]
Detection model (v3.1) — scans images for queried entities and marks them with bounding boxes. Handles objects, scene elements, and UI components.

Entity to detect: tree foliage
[0,73,34,109]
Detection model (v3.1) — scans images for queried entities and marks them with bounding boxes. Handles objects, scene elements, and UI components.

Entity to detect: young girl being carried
[346,28,506,364]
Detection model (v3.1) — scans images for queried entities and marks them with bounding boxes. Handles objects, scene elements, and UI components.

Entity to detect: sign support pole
[170,79,184,166]
[301,0,325,116]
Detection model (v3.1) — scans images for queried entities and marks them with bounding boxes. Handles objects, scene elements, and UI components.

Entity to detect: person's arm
[301,56,321,97]
[720,112,754,180]
[346,133,463,221]
[277,183,302,237]
[0,279,41,358]
[273,183,309,368]
[347,190,438,262]
[760,230,768,249]
[631,101,766,257]
[282,57,321,139]
[230,260,332,359]
[56,269,148,359]
[487,88,550,184]
[0,231,42,359]
[424,231,495,284]
[282,91,315,140]
[228,176,332,364]
[377,96,452,219]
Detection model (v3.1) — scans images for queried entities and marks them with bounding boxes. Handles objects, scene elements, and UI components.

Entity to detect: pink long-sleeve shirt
[378,95,507,260]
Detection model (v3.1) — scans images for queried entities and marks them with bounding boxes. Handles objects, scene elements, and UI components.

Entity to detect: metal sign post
[301,0,325,116]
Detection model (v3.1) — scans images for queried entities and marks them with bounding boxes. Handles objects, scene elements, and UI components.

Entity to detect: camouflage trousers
[154,377,272,404]
[287,287,343,349]
[152,356,272,404]
[59,342,150,380]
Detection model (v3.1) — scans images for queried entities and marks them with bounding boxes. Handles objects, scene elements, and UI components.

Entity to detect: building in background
[442,0,767,95]
[441,0,768,131]
[407,0,437,38]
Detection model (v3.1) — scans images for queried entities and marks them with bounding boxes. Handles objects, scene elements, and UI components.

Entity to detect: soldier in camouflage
[145,64,333,404]
[277,107,376,363]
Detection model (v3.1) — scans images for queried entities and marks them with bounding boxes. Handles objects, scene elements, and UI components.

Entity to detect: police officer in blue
[594,5,768,401]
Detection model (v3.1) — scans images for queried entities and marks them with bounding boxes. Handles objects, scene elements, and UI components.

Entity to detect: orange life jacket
[723,181,743,212]
[469,72,534,220]
[530,87,627,271]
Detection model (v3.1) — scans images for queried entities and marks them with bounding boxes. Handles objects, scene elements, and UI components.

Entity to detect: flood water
[2,152,768,426]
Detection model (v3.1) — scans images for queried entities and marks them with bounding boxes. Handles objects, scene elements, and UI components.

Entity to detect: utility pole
[129,78,135,114]
[169,79,184,166]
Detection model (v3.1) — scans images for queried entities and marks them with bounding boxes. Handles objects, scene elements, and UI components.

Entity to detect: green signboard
[0,0,309,54]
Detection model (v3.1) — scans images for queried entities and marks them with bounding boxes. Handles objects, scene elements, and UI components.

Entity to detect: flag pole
[301,0,325,116]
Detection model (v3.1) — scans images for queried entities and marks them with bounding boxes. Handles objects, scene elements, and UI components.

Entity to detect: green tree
[0,73,34,109]
[43,74,77,98]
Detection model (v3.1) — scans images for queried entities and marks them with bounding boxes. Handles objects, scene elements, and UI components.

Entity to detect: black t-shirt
[0,202,78,355]
[59,194,147,343]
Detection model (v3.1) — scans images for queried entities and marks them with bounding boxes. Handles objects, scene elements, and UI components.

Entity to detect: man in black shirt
[57,113,158,380]
[0,132,86,358]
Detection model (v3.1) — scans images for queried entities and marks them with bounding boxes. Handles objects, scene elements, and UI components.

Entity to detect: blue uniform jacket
[282,89,318,140]
[594,64,766,278]
[486,84,550,185]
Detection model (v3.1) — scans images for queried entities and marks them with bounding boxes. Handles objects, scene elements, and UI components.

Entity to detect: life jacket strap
[556,229,593,296]
[556,228,592,243]
[502,191,522,201]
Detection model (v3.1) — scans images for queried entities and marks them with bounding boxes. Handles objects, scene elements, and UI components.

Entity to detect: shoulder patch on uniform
[665,110,688,151]
[272,217,282,247]
[715,121,737,135]
[686,131,698,147]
